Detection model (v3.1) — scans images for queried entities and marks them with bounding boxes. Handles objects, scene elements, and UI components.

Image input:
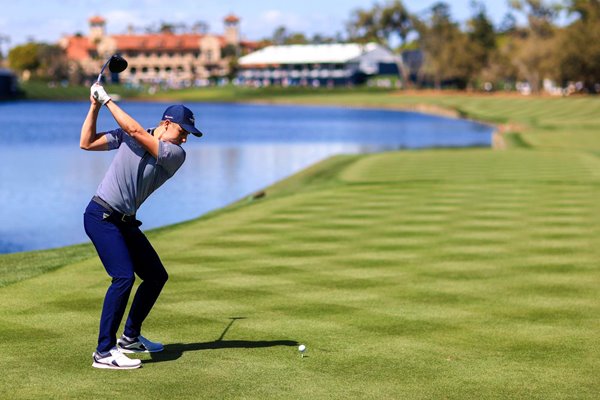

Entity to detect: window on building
[141,67,148,73]
[130,67,137,74]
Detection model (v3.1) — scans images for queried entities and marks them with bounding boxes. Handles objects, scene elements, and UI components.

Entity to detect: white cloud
[259,9,307,31]
[104,10,143,34]
[261,10,284,24]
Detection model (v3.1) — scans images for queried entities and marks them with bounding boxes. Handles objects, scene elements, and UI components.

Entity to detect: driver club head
[108,54,128,73]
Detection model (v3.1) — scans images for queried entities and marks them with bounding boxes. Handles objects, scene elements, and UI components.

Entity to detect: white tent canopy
[239,43,399,66]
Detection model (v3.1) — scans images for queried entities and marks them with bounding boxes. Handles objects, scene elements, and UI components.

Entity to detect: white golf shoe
[117,334,164,353]
[92,347,142,370]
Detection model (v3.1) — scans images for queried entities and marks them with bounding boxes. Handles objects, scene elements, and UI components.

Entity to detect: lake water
[0,100,493,253]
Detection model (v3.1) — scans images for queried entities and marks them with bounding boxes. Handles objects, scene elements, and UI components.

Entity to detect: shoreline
[0,96,500,257]
[101,91,507,150]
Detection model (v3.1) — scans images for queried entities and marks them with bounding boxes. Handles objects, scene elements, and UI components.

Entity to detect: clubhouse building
[60,14,257,85]
[237,43,400,87]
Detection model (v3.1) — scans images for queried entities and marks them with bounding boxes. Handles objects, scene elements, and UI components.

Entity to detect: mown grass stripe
[2,94,600,398]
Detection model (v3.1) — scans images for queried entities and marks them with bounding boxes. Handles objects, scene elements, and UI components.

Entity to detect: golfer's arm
[80,103,109,151]
[105,100,159,158]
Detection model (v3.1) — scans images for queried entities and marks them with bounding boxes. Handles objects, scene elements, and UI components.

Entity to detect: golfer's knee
[155,271,168,287]
[142,270,168,287]
[112,276,135,291]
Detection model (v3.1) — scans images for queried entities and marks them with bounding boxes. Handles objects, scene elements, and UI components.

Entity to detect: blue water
[0,101,492,253]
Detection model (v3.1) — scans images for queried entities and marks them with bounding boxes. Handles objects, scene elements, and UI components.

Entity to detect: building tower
[89,16,106,43]
[223,14,240,46]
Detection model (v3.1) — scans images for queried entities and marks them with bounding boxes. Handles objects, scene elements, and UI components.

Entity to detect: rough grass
[2,91,600,398]
[0,243,95,288]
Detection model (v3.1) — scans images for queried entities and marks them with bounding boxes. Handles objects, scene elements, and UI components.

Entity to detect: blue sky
[1,0,512,50]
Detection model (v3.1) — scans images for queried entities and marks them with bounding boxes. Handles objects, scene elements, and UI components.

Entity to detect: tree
[347,1,418,85]
[0,35,9,63]
[558,0,600,92]
[380,1,417,86]
[417,2,474,89]
[347,1,418,48]
[8,42,41,75]
[286,33,309,45]
[8,42,68,81]
[221,44,238,58]
[347,5,381,44]
[508,0,561,93]
[269,26,309,45]
[499,12,517,34]
[272,26,288,45]
[311,33,339,44]
[380,0,415,48]
[465,2,498,87]
[484,31,520,90]
[37,44,69,81]
[192,21,210,34]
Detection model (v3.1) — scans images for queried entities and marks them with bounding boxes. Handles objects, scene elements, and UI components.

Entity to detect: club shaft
[97,58,111,83]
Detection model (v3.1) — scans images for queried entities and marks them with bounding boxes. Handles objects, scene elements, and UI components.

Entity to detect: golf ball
[298,345,306,352]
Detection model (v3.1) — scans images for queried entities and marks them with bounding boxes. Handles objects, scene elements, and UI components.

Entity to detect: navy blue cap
[162,105,203,137]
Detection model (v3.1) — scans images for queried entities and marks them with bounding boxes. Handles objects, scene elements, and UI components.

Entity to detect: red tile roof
[224,14,240,23]
[240,40,260,51]
[111,33,206,51]
[89,16,105,24]
[63,31,257,61]
[64,36,93,61]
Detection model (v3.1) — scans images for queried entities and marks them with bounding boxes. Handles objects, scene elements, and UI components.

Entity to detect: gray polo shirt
[96,128,186,215]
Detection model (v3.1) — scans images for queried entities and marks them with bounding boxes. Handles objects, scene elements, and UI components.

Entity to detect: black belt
[92,196,137,223]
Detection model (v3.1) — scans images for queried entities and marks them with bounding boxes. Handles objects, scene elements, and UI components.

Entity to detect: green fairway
[2,91,600,398]
[1,147,600,399]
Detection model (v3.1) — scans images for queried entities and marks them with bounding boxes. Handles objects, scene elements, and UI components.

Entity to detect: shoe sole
[118,346,164,354]
[92,361,142,370]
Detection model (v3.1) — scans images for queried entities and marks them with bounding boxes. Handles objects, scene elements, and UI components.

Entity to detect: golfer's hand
[90,83,111,105]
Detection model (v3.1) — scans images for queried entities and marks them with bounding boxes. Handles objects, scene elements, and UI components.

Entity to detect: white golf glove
[91,83,111,105]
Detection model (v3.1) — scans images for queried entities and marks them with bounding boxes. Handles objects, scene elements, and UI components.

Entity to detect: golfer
[81,83,203,369]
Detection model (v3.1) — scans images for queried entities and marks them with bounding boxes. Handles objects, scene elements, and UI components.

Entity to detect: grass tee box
[1,147,600,399]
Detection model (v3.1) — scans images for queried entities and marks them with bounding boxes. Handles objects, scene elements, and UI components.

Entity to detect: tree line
[3,0,599,93]
[343,0,600,93]
[256,0,599,93]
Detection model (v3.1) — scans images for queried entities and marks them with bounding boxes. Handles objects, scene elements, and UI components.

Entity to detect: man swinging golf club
[81,83,203,369]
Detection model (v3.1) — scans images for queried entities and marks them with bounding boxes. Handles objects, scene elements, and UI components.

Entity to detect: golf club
[96,54,128,83]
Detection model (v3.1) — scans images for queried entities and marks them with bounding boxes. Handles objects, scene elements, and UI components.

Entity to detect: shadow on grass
[145,317,298,364]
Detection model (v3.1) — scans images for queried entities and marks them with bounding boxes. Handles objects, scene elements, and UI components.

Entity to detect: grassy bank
[2,89,600,398]
[19,81,141,100]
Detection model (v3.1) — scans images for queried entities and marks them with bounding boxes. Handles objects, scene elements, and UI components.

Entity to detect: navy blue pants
[84,200,168,353]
